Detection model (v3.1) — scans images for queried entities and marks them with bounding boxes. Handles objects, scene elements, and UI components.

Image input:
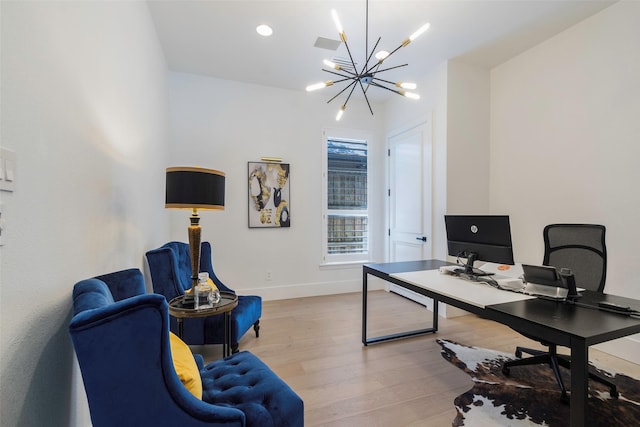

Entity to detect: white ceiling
[147,0,615,101]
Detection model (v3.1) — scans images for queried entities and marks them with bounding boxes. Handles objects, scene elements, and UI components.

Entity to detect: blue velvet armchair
[69,268,303,427]
[146,241,262,353]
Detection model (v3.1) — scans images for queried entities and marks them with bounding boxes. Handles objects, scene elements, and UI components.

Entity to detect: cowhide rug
[437,339,640,427]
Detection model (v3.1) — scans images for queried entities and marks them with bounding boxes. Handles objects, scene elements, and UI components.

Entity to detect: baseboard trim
[241,277,386,301]
[593,335,640,365]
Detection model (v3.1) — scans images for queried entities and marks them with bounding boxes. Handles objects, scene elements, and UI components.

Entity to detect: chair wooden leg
[253,320,260,338]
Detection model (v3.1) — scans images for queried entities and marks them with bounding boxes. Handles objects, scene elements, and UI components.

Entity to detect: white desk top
[390,269,535,308]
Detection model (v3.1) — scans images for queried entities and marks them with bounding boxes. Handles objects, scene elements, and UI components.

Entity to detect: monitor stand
[453,253,494,277]
[452,252,496,285]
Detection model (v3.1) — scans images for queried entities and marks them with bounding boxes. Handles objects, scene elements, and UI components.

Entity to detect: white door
[388,122,432,262]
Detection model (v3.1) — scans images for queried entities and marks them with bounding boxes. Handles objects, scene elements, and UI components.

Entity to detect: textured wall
[0,2,169,425]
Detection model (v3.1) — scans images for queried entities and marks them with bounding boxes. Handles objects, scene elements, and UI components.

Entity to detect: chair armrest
[193,354,205,370]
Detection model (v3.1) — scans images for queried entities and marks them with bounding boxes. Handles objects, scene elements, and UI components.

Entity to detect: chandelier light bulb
[306,81,333,92]
[401,90,420,100]
[375,51,389,62]
[396,82,417,90]
[336,105,346,121]
[331,9,346,41]
[409,23,430,42]
[323,60,341,70]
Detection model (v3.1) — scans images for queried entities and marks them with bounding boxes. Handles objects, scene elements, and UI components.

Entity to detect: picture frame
[248,161,290,228]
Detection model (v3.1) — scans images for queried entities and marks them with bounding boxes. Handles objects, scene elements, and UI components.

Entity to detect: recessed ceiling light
[256,24,273,37]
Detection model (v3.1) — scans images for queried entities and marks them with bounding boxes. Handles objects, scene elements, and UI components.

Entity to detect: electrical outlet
[265,270,272,281]
[0,147,16,192]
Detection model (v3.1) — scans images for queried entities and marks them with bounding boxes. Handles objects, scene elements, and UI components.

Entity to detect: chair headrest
[72,279,115,316]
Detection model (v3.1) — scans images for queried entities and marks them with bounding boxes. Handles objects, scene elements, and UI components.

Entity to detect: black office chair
[502,224,618,401]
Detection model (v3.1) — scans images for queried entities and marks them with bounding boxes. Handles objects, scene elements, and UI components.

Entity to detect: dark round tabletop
[168,291,238,319]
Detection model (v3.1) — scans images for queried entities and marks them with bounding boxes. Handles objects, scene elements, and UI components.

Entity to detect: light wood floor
[196,290,640,427]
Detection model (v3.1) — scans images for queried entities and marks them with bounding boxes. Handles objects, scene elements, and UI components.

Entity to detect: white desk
[391,270,534,309]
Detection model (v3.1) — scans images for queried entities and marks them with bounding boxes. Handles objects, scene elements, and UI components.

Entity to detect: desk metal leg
[362,269,438,346]
[570,338,588,427]
[362,269,369,345]
[433,299,439,331]
[177,318,184,339]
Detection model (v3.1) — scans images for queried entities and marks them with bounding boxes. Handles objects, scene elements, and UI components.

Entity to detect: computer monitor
[444,215,515,278]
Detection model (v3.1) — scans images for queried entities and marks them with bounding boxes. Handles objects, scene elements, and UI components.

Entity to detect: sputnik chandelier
[306,0,429,121]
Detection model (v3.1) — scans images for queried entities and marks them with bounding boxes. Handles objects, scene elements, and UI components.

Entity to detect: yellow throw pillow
[169,332,203,399]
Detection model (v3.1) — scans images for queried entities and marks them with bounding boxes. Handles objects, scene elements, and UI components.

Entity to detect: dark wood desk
[486,292,640,427]
[362,260,640,427]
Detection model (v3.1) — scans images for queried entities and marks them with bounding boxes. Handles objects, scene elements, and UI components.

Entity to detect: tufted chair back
[147,241,233,300]
[146,242,262,351]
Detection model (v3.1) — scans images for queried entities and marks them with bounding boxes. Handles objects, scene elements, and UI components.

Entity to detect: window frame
[321,129,373,265]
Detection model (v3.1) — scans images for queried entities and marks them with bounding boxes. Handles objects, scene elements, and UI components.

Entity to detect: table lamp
[165,166,225,296]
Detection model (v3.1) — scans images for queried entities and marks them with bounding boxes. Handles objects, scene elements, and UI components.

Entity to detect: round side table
[168,291,238,357]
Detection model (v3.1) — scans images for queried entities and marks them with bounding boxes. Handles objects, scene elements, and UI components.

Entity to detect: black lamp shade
[165,167,225,210]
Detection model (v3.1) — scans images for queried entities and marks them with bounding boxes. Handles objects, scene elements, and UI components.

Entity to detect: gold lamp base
[187,208,201,295]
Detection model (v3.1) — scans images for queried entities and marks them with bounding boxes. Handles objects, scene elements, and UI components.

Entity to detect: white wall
[446,60,491,215]
[386,2,640,362]
[491,1,640,362]
[0,2,169,426]
[384,62,450,260]
[165,72,387,300]
[1,3,638,426]
[384,59,491,261]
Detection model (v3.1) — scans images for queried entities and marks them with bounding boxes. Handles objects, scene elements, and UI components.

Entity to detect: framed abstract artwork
[248,161,290,228]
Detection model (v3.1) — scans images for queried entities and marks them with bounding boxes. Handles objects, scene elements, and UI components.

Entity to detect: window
[322,134,370,264]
